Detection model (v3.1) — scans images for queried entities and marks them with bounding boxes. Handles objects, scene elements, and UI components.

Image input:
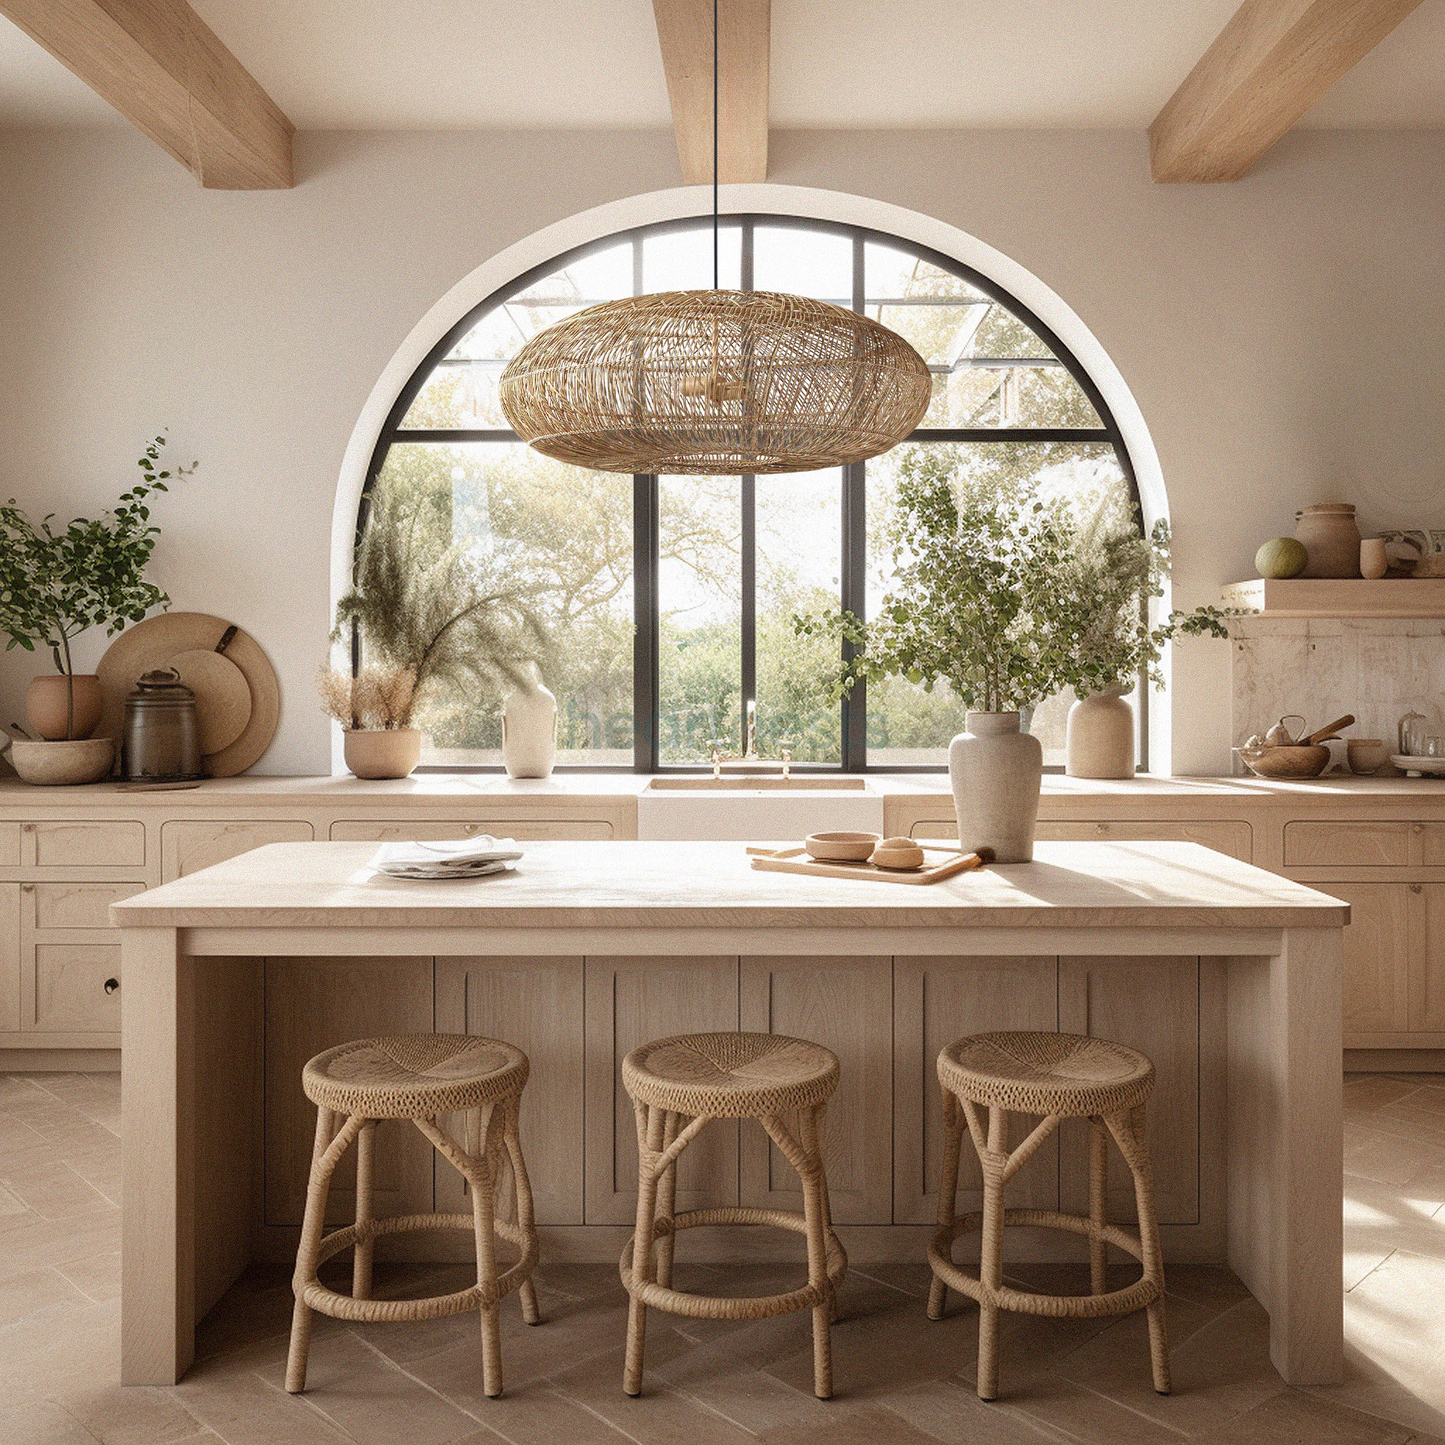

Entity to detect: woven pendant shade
[498,289,933,475]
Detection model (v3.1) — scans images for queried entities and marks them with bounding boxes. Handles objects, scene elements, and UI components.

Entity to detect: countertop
[111,838,1349,931]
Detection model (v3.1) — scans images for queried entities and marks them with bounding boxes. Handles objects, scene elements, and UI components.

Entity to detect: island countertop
[111,838,1350,933]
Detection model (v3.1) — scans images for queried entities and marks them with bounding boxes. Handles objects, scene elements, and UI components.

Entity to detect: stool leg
[1088,1115,1108,1297]
[928,1089,965,1321]
[1108,1105,1170,1395]
[976,1105,1007,1402]
[287,1106,339,1394]
[653,1110,681,1291]
[624,1103,667,1397]
[796,1104,834,1400]
[501,1094,541,1326]
[352,1119,376,1301]
[812,1104,841,1324]
[466,1107,504,1398]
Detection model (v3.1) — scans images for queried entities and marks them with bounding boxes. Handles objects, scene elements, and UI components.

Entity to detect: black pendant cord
[712,0,719,291]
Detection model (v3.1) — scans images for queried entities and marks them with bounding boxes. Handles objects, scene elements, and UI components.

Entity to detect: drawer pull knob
[1410,884,1423,895]
[104,977,120,995]
[1414,824,1424,835]
[1095,824,1108,835]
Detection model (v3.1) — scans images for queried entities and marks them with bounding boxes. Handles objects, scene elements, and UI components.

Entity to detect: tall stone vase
[948,711,1043,863]
[1065,685,1136,779]
[502,673,557,779]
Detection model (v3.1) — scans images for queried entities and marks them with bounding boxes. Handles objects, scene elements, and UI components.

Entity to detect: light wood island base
[114,839,1346,1390]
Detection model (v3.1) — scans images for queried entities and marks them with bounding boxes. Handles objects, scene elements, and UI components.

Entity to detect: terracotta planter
[948,711,1043,863]
[501,676,557,779]
[1294,503,1361,578]
[26,673,103,740]
[1065,686,1136,779]
[343,728,421,780]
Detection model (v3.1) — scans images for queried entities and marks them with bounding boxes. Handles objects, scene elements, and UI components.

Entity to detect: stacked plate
[370,836,524,880]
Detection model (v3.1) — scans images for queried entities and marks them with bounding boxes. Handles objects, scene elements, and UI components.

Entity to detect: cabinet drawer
[33,943,121,1032]
[910,815,1250,860]
[161,820,314,879]
[329,818,613,842]
[1420,825,1445,867]
[1283,821,1409,867]
[24,820,145,868]
[27,881,145,930]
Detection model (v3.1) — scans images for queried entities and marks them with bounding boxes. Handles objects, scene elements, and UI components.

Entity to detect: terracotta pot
[343,728,421,780]
[948,711,1043,863]
[26,673,103,740]
[5,737,114,785]
[1066,686,1136,779]
[1294,503,1361,578]
[501,675,557,779]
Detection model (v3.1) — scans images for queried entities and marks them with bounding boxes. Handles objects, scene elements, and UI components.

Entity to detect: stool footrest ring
[930,1208,1161,1320]
[297,1212,538,1324]
[620,1206,846,1321]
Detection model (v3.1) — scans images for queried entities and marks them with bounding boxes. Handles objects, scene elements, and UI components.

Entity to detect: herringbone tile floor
[1,1069,1444,1444]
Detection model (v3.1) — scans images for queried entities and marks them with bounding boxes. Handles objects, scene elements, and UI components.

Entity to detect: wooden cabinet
[1284,821,1410,868]
[434,955,585,1224]
[32,943,122,1032]
[1414,885,1445,1034]
[1323,882,1413,1037]
[331,817,613,842]
[161,820,315,880]
[583,955,740,1224]
[739,955,892,1224]
[0,885,18,1033]
[28,880,144,929]
[24,819,145,868]
[907,815,1251,861]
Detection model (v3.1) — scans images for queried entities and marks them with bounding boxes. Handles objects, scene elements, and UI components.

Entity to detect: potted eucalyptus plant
[0,435,192,783]
[324,481,548,779]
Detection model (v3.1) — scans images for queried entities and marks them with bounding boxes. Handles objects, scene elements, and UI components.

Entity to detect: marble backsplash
[1231,617,1445,770]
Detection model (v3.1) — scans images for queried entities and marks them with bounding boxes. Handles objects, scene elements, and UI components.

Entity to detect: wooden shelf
[1222,577,1445,618]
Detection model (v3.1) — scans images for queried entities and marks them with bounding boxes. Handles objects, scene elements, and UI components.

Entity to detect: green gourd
[1255,537,1308,579]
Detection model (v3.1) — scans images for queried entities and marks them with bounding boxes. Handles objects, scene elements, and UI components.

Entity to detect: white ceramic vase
[948,711,1043,863]
[1065,686,1136,779]
[343,728,421,780]
[502,674,557,779]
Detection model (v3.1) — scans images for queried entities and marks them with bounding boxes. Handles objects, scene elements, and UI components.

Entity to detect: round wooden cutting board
[97,613,280,776]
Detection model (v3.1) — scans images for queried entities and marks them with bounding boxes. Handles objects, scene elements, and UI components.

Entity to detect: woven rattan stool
[284,1035,541,1399]
[927,1031,1170,1401]
[619,1032,847,1400]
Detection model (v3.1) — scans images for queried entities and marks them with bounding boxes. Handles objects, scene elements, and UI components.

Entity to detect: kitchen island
[113,839,1347,1389]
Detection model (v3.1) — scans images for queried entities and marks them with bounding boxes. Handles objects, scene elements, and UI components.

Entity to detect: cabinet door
[25,820,145,868]
[583,956,739,1224]
[1283,822,1410,868]
[893,955,1058,1225]
[263,956,434,1227]
[0,885,18,1033]
[434,956,585,1224]
[1325,882,1411,1036]
[1411,885,1445,1033]
[32,943,122,1032]
[739,956,892,1224]
[28,881,144,929]
[161,820,314,879]
[1058,956,1199,1225]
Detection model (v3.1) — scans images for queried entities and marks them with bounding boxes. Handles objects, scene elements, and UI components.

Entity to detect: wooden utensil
[748,843,993,885]
[1300,714,1355,745]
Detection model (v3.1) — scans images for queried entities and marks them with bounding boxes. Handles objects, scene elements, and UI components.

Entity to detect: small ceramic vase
[1359,537,1388,580]
[1294,503,1361,578]
[502,672,557,779]
[26,673,103,740]
[343,727,421,779]
[948,711,1043,863]
[1065,686,1136,779]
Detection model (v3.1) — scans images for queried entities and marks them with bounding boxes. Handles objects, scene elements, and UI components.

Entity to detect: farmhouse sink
[645,776,869,791]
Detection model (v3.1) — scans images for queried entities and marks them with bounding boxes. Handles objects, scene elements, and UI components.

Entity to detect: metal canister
[123,668,203,782]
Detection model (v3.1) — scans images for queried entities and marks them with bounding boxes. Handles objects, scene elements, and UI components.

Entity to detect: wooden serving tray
[747,844,988,885]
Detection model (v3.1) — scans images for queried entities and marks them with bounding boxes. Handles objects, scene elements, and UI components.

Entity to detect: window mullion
[841,233,868,771]
[633,473,659,772]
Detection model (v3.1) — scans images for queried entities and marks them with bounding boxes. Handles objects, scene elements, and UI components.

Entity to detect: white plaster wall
[1,125,1441,774]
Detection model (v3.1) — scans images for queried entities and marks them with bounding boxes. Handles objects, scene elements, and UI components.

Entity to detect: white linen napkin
[370,835,523,880]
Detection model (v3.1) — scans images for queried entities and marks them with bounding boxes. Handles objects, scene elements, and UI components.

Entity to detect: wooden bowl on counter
[805,830,881,862]
[1236,744,1330,779]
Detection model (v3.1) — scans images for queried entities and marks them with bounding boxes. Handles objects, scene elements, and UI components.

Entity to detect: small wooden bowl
[1237,744,1330,779]
[805,830,881,862]
[870,837,925,870]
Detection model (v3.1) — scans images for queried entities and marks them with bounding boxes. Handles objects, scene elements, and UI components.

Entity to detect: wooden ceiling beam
[652,0,769,184]
[0,0,293,188]
[1149,0,1424,183]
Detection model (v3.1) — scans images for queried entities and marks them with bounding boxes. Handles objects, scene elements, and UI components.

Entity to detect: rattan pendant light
[498,5,931,475]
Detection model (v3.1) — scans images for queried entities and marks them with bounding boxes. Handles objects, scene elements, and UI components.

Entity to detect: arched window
[360,214,1141,772]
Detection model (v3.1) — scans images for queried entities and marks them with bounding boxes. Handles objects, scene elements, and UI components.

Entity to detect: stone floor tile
[1340,1251,1445,1426]
[3,1159,118,1220]
[56,1248,122,1304]
[55,1382,207,1445]
[0,1298,121,1406]
[870,1377,1066,1444]
[1001,1371,1192,1442]
[1189,1388,1417,1444]
[0,1397,104,1445]
[446,1387,637,1445]
[1344,1077,1422,1113]
[1345,1124,1445,1187]
[0,1265,92,1327]
[755,1402,954,1444]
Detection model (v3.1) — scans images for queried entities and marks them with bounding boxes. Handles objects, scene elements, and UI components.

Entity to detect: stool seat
[624,1031,838,1119]
[939,1030,1153,1119]
[302,1034,528,1119]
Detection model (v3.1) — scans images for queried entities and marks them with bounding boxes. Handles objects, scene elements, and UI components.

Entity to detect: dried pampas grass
[318,665,418,730]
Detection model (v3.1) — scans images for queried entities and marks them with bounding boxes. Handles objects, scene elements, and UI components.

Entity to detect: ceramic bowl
[870,837,926,870]
[805,830,880,862]
[1347,739,1391,775]
[6,737,114,786]
[1236,744,1330,779]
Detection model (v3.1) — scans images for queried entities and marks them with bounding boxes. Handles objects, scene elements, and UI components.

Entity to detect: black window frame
[359,213,1145,774]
